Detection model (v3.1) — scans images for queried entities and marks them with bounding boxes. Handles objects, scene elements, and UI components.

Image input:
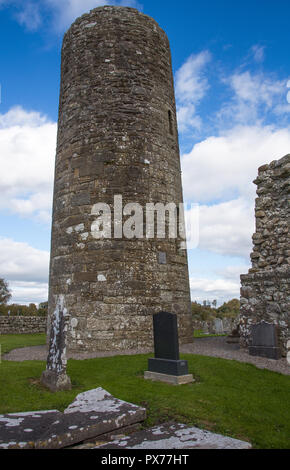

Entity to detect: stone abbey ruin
[240,154,290,357]
[45,5,289,362]
[47,6,192,353]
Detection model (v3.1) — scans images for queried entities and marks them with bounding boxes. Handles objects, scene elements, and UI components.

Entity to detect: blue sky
[0,0,290,305]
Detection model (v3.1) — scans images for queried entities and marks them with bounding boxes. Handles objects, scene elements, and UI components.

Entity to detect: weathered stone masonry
[240,154,290,356]
[48,6,193,352]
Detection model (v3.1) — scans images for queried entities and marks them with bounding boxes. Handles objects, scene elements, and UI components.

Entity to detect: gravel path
[2,345,153,362]
[3,337,290,376]
[180,337,290,376]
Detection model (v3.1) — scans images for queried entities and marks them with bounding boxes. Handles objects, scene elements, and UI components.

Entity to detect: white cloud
[0,237,49,304]
[49,0,142,31]
[219,71,287,125]
[45,0,112,31]
[198,198,254,258]
[251,45,265,63]
[175,51,211,133]
[0,106,49,128]
[15,2,42,31]
[182,124,290,203]
[0,0,143,32]
[8,281,48,305]
[190,277,240,304]
[182,124,290,260]
[0,238,49,283]
[216,264,250,281]
[176,51,211,103]
[230,71,283,107]
[0,106,56,222]
[189,262,250,305]
[0,1,42,31]
[177,106,202,133]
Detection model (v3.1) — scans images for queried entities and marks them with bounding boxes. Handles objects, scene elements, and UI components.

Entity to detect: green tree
[0,278,11,305]
[192,301,216,321]
[38,301,48,316]
[217,299,240,318]
[28,303,38,315]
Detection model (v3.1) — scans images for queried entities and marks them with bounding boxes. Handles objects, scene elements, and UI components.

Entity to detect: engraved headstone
[214,318,224,335]
[153,311,179,361]
[249,321,281,360]
[226,324,240,345]
[41,295,71,392]
[144,312,193,385]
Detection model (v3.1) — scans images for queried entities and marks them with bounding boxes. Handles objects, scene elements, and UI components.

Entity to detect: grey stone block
[144,371,194,385]
[98,422,252,449]
[0,388,146,449]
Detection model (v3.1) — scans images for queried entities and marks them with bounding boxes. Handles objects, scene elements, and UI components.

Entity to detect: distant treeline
[0,302,48,317]
[1,299,239,320]
[192,299,240,321]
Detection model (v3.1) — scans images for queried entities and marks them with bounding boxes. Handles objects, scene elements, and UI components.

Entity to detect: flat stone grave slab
[0,388,146,449]
[98,422,252,449]
[0,410,63,449]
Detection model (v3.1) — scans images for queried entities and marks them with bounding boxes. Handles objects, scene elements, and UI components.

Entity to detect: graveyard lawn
[0,333,46,355]
[0,336,290,449]
[194,329,226,338]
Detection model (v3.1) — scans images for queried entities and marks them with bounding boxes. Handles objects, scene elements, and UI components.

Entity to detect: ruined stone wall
[48,6,192,352]
[240,154,290,355]
[0,316,47,335]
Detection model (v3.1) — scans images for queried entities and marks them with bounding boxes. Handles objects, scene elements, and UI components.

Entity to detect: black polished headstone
[249,321,281,360]
[148,357,189,376]
[153,311,179,360]
[148,311,189,377]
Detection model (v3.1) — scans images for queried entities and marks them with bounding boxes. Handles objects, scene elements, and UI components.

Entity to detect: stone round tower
[49,6,192,352]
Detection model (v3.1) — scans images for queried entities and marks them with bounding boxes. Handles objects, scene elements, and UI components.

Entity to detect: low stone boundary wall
[0,315,238,338]
[0,316,47,335]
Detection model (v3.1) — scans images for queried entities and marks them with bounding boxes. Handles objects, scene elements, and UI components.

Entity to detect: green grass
[0,333,46,355]
[0,334,290,449]
[194,329,226,338]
